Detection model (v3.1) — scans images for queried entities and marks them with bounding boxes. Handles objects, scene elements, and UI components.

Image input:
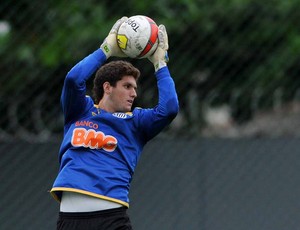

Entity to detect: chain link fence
[1,139,300,230]
[2,0,300,140]
[1,1,300,229]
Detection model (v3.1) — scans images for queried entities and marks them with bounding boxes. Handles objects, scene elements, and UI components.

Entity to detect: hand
[148,24,169,72]
[100,16,128,59]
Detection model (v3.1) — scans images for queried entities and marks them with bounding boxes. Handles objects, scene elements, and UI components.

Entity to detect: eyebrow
[124,82,137,90]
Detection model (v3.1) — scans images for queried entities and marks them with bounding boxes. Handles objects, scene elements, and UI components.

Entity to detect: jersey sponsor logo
[75,120,99,129]
[112,113,127,119]
[112,112,133,119]
[71,128,117,152]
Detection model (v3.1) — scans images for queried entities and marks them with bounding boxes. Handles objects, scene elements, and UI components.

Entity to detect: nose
[131,88,137,98]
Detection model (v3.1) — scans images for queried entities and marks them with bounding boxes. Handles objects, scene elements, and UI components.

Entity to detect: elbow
[166,97,179,119]
[64,70,84,88]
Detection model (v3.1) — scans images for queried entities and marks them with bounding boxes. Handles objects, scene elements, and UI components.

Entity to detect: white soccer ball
[117,15,159,59]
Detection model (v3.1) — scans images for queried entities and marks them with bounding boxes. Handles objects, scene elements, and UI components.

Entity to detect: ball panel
[117,34,128,50]
[138,19,159,58]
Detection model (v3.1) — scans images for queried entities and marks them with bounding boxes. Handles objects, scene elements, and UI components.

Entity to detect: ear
[103,82,112,95]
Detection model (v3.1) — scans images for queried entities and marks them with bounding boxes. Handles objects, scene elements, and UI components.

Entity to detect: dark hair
[93,60,140,103]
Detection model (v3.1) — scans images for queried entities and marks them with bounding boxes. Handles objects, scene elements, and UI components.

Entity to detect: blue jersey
[50,49,179,207]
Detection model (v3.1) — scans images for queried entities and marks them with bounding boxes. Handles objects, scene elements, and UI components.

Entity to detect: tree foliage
[1,0,300,136]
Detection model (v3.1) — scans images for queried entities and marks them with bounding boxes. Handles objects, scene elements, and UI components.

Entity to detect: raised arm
[62,17,128,124]
[61,49,106,123]
[137,25,179,140]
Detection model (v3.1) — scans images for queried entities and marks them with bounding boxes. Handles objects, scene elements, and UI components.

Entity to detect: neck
[98,100,114,113]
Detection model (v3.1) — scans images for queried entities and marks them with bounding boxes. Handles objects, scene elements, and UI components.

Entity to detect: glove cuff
[153,61,167,72]
[100,41,112,59]
[154,51,169,71]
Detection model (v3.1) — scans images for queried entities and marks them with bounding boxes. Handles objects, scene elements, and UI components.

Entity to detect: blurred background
[1,0,300,229]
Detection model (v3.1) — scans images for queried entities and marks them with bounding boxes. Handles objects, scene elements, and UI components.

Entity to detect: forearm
[66,49,107,86]
[155,66,179,117]
[61,49,107,122]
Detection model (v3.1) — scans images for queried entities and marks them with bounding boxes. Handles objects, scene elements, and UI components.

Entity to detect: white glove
[100,16,128,59]
[148,24,169,72]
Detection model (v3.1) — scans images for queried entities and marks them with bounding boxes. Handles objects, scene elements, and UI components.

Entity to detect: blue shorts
[57,207,132,230]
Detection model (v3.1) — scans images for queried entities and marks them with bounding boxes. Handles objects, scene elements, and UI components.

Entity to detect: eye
[123,82,137,90]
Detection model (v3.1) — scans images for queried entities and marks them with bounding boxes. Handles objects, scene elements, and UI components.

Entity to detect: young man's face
[106,75,137,112]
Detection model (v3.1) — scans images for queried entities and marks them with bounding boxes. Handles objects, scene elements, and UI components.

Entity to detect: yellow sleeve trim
[50,187,129,208]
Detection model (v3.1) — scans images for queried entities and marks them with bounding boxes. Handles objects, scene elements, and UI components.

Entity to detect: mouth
[127,100,133,105]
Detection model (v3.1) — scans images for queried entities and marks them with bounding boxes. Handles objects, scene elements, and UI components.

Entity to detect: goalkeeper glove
[100,16,128,59]
[148,24,169,72]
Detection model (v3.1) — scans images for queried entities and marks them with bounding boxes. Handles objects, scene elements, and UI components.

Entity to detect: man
[51,16,179,230]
